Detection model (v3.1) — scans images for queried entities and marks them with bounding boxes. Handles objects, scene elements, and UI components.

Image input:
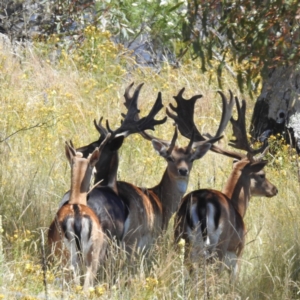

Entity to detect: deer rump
[60,204,96,256]
[60,186,128,241]
[48,203,103,254]
[175,189,245,259]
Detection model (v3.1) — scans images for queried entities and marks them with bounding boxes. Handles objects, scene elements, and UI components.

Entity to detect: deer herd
[47,83,278,289]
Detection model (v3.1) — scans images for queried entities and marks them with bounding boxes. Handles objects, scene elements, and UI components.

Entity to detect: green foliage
[184,0,300,94]
[97,0,186,49]
[3,0,300,98]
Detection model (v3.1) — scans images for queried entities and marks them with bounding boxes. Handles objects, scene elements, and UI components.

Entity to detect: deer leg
[227,243,244,282]
[83,235,103,290]
[69,239,81,286]
[83,249,95,290]
[83,264,93,290]
[188,224,206,265]
[224,251,239,282]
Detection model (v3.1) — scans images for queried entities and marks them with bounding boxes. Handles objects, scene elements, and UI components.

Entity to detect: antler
[215,91,235,138]
[122,82,143,122]
[112,83,167,137]
[93,83,167,141]
[196,95,269,161]
[166,125,178,155]
[229,97,268,158]
[166,88,204,141]
[94,117,108,136]
[166,88,234,148]
[123,88,179,150]
[122,83,170,144]
[227,97,269,162]
[67,133,112,158]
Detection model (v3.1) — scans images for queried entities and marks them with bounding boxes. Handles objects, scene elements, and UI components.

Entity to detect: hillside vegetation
[0,29,299,299]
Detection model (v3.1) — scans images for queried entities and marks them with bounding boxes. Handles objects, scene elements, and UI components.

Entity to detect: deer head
[65,134,111,205]
[76,83,167,191]
[218,96,278,216]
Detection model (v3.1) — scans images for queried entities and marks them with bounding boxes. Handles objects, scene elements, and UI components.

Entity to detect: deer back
[174,189,245,257]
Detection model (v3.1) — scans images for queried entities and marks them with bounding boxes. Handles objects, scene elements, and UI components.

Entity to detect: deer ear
[248,160,268,173]
[152,139,169,158]
[191,143,211,161]
[89,148,100,167]
[65,141,76,164]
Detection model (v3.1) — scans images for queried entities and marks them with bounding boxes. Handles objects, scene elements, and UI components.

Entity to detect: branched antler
[166,88,204,141]
[123,84,169,144]
[93,83,167,141]
[229,97,268,158]
[193,94,269,161]
[111,83,166,137]
[137,92,167,131]
[215,90,235,138]
[166,89,234,149]
[94,117,108,136]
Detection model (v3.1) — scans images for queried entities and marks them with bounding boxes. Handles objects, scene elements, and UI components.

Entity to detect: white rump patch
[123,215,130,237]
[206,203,222,250]
[190,203,200,227]
[80,218,93,258]
[63,217,94,267]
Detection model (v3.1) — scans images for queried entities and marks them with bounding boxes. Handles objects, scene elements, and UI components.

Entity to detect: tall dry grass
[0,29,299,299]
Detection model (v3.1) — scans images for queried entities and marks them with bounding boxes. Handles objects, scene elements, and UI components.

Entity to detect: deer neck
[69,160,92,206]
[222,169,250,218]
[94,152,118,187]
[151,168,188,227]
[106,154,119,195]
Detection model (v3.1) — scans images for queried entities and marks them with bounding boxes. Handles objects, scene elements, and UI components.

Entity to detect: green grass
[0,30,299,299]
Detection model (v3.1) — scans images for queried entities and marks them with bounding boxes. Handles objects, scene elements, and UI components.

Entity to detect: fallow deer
[173,94,278,280]
[59,83,167,244]
[116,88,234,253]
[60,84,233,254]
[48,134,111,290]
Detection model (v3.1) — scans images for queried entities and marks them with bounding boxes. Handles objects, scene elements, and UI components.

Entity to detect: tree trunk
[250,65,300,149]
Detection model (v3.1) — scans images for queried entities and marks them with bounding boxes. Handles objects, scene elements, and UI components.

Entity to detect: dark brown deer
[173,95,278,280]
[48,135,111,290]
[115,88,233,253]
[59,83,167,244]
[60,84,233,254]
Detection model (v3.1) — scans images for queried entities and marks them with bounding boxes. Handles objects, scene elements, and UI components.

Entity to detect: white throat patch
[176,180,188,194]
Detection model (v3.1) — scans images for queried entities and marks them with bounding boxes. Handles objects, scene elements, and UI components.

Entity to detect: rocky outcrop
[0,0,95,41]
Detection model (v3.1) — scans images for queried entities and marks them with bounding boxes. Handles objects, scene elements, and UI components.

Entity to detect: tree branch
[0,117,58,143]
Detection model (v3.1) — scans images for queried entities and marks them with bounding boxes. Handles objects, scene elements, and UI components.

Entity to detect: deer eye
[259,174,265,179]
[166,156,174,162]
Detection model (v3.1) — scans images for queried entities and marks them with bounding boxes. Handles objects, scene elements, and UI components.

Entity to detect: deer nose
[178,168,188,176]
[273,186,278,195]
[267,186,278,197]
